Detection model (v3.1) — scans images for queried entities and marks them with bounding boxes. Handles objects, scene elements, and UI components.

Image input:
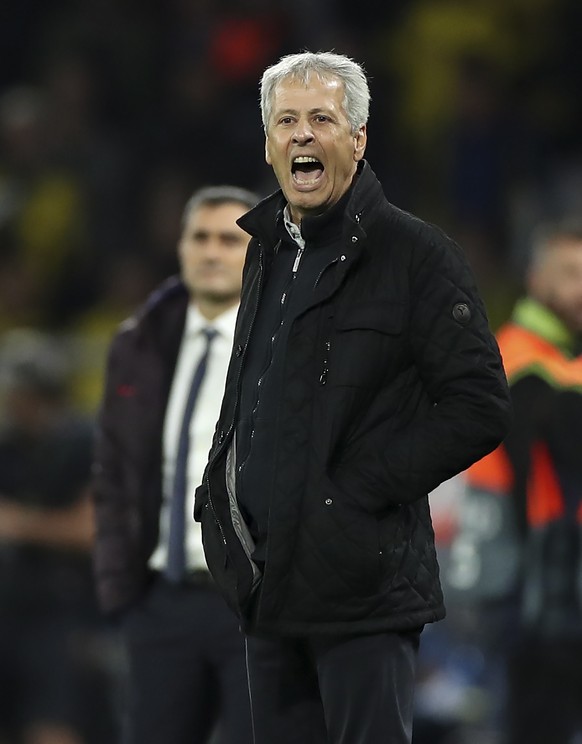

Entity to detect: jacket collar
[512,297,576,355]
[237,160,384,248]
[122,276,189,355]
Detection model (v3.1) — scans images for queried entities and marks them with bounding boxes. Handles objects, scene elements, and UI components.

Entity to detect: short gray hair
[182,185,259,228]
[260,51,370,134]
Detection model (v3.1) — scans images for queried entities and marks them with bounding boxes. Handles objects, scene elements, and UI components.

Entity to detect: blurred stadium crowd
[1,0,581,742]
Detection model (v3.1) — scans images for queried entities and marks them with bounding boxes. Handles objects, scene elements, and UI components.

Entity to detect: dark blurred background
[0,1,581,742]
[1,0,581,378]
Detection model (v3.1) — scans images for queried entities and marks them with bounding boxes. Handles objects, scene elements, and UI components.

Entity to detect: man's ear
[353,125,367,162]
[265,135,272,166]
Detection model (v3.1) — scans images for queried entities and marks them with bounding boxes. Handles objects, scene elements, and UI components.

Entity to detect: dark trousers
[245,629,421,744]
[120,574,253,744]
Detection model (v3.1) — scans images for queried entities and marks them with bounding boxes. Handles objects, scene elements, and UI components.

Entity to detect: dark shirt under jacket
[236,191,351,562]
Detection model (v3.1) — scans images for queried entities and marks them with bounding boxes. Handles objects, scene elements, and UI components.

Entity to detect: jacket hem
[241,606,445,637]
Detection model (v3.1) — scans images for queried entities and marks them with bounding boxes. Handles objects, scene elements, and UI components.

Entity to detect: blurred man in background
[461,220,582,743]
[92,185,258,744]
[0,329,96,744]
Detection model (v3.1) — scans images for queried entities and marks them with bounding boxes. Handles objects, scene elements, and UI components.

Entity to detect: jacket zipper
[319,339,331,385]
[313,256,343,386]
[205,245,266,554]
[238,257,293,477]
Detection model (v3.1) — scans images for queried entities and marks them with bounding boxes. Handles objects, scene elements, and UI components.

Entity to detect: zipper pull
[292,246,304,273]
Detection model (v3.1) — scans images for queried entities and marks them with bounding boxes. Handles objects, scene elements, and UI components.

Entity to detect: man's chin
[194,289,240,306]
[287,195,331,222]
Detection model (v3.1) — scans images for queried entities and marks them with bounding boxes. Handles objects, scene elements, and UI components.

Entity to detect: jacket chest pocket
[326,301,407,388]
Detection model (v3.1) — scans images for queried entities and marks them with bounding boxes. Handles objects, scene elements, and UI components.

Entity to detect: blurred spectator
[448,220,582,743]
[0,329,109,744]
[92,185,258,744]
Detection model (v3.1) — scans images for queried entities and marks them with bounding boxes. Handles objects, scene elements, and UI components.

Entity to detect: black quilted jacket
[194,162,511,636]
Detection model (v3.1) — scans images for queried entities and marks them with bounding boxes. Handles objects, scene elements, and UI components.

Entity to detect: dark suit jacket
[92,278,188,614]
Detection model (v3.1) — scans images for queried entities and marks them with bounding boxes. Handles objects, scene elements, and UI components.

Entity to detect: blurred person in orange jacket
[462,219,582,744]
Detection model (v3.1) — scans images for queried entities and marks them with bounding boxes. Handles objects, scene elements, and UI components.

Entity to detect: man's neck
[192,297,237,321]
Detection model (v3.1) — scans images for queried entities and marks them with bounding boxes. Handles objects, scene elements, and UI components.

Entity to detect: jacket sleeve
[91,328,142,614]
[337,228,512,506]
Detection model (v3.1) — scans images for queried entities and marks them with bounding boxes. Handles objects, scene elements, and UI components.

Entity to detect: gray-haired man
[195,52,511,743]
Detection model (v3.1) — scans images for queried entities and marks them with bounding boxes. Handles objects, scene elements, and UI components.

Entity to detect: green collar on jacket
[512,297,576,356]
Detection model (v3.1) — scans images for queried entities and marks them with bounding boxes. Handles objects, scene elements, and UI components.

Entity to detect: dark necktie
[165,327,218,583]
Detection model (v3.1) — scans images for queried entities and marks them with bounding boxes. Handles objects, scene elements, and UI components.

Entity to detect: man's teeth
[293,156,320,164]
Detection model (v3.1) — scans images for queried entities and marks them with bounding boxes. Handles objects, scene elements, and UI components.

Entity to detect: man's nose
[292,121,314,144]
[202,239,222,259]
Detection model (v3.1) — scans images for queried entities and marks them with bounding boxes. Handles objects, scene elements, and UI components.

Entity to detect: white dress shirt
[149,302,238,573]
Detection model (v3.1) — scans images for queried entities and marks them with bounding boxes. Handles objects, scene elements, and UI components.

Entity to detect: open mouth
[291,156,324,186]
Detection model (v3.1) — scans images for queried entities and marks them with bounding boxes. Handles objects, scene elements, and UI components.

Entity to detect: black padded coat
[194,162,512,636]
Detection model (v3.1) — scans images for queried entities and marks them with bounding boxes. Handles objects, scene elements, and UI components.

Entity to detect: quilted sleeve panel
[335,222,512,506]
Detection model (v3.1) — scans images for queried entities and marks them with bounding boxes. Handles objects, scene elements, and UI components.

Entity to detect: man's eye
[315,115,329,123]
[279,117,294,125]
